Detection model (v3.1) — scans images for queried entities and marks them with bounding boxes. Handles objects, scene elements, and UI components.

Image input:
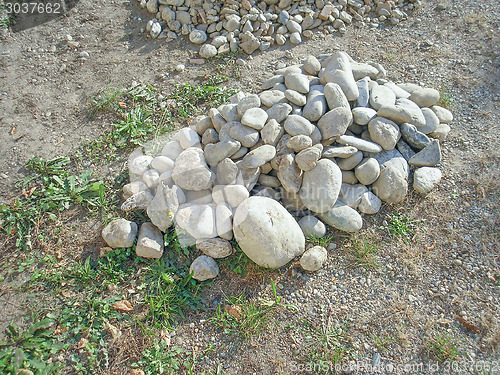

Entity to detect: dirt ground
[0,0,499,374]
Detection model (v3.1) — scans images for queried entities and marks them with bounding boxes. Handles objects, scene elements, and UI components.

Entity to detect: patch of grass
[0,319,63,374]
[299,313,351,372]
[211,279,289,338]
[88,87,123,118]
[425,332,460,362]
[382,212,421,241]
[208,50,241,78]
[0,156,111,251]
[345,236,379,269]
[140,259,203,327]
[436,86,453,109]
[370,332,397,352]
[306,234,337,248]
[169,75,238,118]
[131,340,190,375]
[219,242,254,277]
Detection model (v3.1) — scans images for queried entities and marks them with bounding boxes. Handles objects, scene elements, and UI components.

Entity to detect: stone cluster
[102,50,452,279]
[139,0,420,55]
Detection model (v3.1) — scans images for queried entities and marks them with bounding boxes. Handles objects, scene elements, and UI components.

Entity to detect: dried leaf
[99,247,114,258]
[61,291,74,298]
[113,300,133,312]
[104,320,122,344]
[426,242,436,251]
[456,316,480,334]
[53,325,68,335]
[224,304,243,320]
[118,102,127,109]
[76,337,88,350]
[10,126,16,135]
[487,270,497,282]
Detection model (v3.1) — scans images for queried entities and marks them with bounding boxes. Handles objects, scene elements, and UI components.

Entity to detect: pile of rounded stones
[101,50,453,281]
[140,0,419,55]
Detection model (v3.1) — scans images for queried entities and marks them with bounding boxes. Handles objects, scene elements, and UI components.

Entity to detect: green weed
[436,86,453,109]
[382,212,422,241]
[300,314,351,372]
[346,237,379,269]
[169,76,237,118]
[140,259,202,327]
[0,319,63,375]
[211,280,290,338]
[88,87,123,118]
[425,333,460,362]
[132,340,189,375]
[306,234,337,248]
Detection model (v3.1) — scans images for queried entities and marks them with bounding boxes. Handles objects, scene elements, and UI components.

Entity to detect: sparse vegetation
[211,280,291,338]
[345,236,379,269]
[0,319,63,375]
[425,332,460,362]
[382,212,422,241]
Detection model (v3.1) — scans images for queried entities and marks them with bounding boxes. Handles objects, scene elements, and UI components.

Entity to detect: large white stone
[233,197,305,268]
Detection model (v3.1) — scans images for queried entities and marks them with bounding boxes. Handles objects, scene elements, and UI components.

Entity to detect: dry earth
[0,0,499,374]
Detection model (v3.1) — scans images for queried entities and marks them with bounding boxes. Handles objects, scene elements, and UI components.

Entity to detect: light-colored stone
[242,145,276,168]
[196,238,233,258]
[317,107,353,140]
[369,85,396,110]
[303,55,321,76]
[352,107,377,125]
[136,222,164,259]
[413,167,442,194]
[199,44,217,58]
[233,196,305,268]
[338,150,363,170]
[299,159,342,214]
[377,98,426,127]
[129,155,153,176]
[418,107,440,134]
[358,191,382,214]
[295,146,322,171]
[298,215,326,238]
[354,158,380,185]
[324,82,350,110]
[175,203,217,240]
[216,202,233,240]
[372,165,408,204]
[317,201,363,232]
[284,115,314,136]
[337,135,383,153]
[241,107,268,130]
[287,135,313,153]
[278,154,303,194]
[102,219,138,248]
[409,87,440,107]
[302,85,327,122]
[408,139,441,167]
[189,29,207,44]
[190,255,219,281]
[212,185,250,208]
[368,117,400,150]
[300,246,327,272]
[229,124,260,148]
[430,105,453,123]
[162,140,184,160]
[172,148,215,190]
[121,191,154,211]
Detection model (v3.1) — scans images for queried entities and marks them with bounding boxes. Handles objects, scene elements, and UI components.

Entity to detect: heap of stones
[102,51,453,280]
[140,0,420,56]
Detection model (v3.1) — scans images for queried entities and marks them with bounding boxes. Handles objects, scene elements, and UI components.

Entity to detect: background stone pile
[102,50,453,280]
[140,0,420,55]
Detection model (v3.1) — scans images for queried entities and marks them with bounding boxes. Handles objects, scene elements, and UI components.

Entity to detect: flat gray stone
[400,123,431,150]
[190,255,219,281]
[317,107,353,140]
[196,238,233,259]
[284,114,314,136]
[317,201,363,233]
[409,139,441,167]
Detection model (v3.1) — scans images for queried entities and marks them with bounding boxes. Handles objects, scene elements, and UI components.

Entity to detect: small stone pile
[102,50,453,280]
[140,0,420,55]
